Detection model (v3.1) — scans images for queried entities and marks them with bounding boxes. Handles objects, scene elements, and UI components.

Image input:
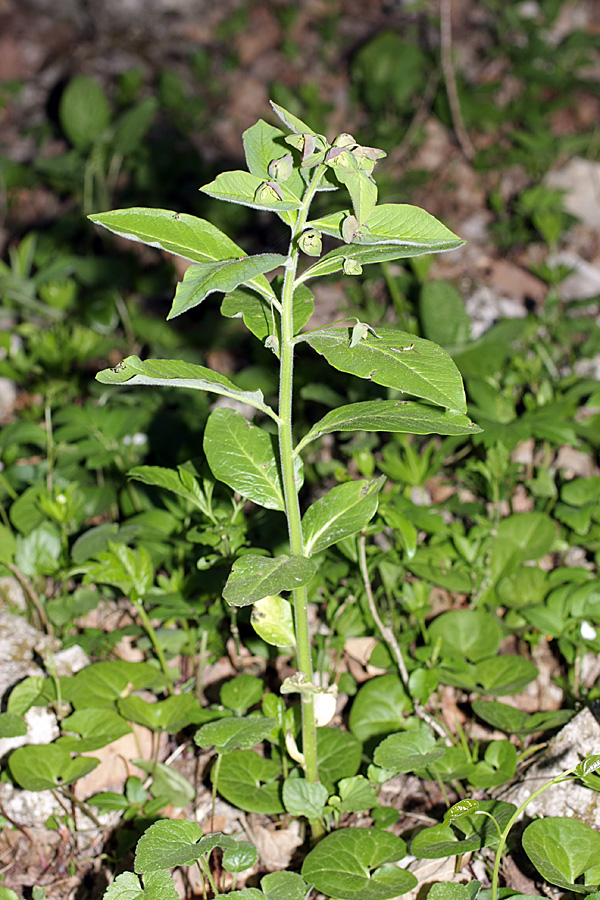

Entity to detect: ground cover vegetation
[0,1,599,898]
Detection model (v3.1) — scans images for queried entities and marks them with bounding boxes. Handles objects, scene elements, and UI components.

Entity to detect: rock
[0,612,90,826]
[500,707,600,829]
[545,158,600,235]
[465,285,526,339]
[551,251,600,301]
[0,377,16,422]
[0,611,59,701]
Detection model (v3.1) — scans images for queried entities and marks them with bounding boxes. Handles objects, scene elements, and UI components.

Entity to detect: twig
[358,531,450,743]
[388,69,440,166]
[7,564,54,636]
[0,803,48,869]
[440,0,475,160]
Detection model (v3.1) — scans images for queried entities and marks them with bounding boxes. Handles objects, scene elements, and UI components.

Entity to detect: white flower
[580,621,597,641]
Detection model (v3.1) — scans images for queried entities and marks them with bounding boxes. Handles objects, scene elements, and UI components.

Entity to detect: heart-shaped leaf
[302,828,416,900]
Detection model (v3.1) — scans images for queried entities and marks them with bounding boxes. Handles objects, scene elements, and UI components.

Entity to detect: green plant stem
[55,787,103,829]
[277,166,326,839]
[491,771,575,900]
[211,752,223,832]
[358,532,449,743]
[132,597,173,693]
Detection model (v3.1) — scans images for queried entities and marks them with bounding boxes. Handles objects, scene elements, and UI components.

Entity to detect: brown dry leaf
[344,636,379,667]
[486,258,546,305]
[247,819,302,871]
[76,724,162,799]
[406,855,468,900]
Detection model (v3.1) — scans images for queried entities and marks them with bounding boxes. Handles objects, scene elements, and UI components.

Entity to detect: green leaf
[0,712,27,738]
[472,656,537,696]
[298,400,481,451]
[64,660,160,709]
[270,100,317,136]
[260,871,311,900]
[243,119,287,177]
[303,478,384,556]
[304,326,467,413]
[349,674,412,743]
[201,170,302,212]
[326,151,377,225]
[15,523,61,576]
[134,819,204,872]
[118,694,205,733]
[522,817,600,893]
[251,594,296,647]
[214,892,264,900]
[374,726,446,774]
[204,408,292,510]
[471,700,528,734]
[469,740,516,789]
[58,708,132,752]
[6,676,45,715]
[9,744,99,791]
[89,208,277,302]
[0,525,16,565]
[301,828,416,900]
[168,254,286,320]
[489,513,557,584]
[308,203,464,250]
[223,554,317,607]
[419,280,471,349]
[222,841,258,874]
[427,884,474,900]
[133,760,196,807]
[221,288,274,341]
[103,871,145,900]
[220,674,265,714]
[222,284,313,341]
[317,727,362,793]
[112,97,158,156]
[299,242,449,282]
[411,824,480,860]
[331,775,378,813]
[283,777,328,818]
[96,356,275,419]
[194,717,277,753]
[216,749,284,814]
[60,75,110,149]
[143,871,179,900]
[412,800,515,859]
[428,610,502,663]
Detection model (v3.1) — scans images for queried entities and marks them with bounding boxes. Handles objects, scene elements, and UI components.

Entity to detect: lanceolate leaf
[242,119,305,201]
[270,100,318,136]
[297,241,453,283]
[88,208,276,301]
[307,203,464,249]
[204,408,302,510]
[303,478,384,556]
[304,327,467,413]
[221,284,314,342]
[96,355,277,419]
[297,400,481,452]
[169,253,286,319]
[201,170,302,212]
[223,554,317,606]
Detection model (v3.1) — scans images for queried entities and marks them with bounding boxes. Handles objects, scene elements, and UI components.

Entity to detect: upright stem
[277,167,326,835]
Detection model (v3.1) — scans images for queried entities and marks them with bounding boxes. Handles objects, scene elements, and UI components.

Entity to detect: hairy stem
[277,166,326,839]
